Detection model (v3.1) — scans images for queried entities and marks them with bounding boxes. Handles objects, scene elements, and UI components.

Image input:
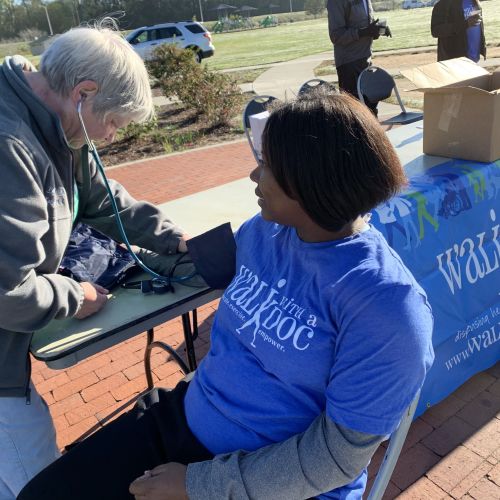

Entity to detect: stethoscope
[76,100,196,292]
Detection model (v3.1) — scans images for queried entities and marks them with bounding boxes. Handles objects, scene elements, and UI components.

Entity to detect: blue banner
[371,157,500,416]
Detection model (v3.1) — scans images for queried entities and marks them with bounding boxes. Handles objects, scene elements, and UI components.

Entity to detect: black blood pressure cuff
[186,222,237,290]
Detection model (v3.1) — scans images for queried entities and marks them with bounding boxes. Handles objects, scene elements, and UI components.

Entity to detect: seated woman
[18,92,434,500]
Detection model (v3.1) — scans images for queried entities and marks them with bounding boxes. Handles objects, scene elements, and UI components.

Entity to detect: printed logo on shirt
[463,4,479,19]
[46,187,67,207]
[222,264,319,353]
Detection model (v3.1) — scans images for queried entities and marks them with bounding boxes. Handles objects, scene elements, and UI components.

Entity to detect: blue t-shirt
[184,215,434,499]
[463,0,481,62]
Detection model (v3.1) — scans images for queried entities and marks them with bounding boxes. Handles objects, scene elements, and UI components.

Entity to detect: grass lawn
[0,41,33,61]
[207,1,500,70]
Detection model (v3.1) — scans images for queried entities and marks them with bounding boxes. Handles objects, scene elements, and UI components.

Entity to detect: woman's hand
[129,463,188,500]
[14,54,37,71]
[466,13,482,27]
[74,282,109,319]
[177,234,190,253]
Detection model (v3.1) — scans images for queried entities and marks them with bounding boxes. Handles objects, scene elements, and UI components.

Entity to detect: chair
[298,78,337,96]
[366,390,420,500]
[357,66,423,125]
[243,95,277,163]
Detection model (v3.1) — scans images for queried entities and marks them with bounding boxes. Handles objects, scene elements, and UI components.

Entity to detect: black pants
[336,57,378,116]
[17,382,213,500]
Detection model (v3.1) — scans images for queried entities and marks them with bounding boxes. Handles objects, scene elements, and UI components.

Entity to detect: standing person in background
[327,0,392,116]
[431,0,486,62]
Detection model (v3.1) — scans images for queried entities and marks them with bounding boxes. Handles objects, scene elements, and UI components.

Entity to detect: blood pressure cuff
[134,249,207,289]
[59,223,138,290]
[186,222,237,290]
[60,222,236,292]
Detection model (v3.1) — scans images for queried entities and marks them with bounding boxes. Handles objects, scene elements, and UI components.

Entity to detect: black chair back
[357,67,395,104]
[242,95,277,128]
[357,66,423,125]
[298,78,337,96]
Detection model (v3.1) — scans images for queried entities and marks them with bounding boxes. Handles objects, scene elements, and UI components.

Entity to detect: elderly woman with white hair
[0,25,187,498]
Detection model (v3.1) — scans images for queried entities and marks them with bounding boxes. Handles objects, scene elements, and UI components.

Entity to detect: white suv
[126,21,215,62]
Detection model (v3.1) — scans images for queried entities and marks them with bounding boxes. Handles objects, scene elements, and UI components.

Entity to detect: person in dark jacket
[431,0,486,62]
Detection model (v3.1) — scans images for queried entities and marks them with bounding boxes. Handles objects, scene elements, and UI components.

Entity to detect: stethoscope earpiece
[76,99,95,152]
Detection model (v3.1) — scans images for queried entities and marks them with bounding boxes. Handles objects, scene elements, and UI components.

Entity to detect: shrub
[305,0,326,17]
[119,114,158,140]
[147,44,199,87]
[147,45,243,127]
[187,67,243,127]
[18,28,46,42]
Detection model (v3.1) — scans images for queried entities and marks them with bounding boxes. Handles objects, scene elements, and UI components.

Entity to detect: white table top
[31,274,221,369]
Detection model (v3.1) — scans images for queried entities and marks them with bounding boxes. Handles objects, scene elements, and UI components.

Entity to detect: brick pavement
[32,140,500,499]
[107,139,255,205]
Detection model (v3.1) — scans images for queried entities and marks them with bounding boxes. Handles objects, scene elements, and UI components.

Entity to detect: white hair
[40,23,153,123]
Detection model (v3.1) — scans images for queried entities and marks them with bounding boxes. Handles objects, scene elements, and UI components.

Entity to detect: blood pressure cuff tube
[186,222,237,290]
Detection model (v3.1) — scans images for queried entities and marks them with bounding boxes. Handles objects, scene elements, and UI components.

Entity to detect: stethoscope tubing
[76,101,195,285]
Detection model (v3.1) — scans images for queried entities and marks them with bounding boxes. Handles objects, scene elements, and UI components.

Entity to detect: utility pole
[42,4,54,36]
[289,0,293,13]
[198,0,204,22]
[74,0,80,25]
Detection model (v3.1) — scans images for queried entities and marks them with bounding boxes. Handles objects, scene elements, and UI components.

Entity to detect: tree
[0,0,311,38]
[0,0,16,39]
[304,0,324,17]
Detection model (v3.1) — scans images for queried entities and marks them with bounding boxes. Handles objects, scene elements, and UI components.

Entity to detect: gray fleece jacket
[0,57,184,399]
[327,0,375,68]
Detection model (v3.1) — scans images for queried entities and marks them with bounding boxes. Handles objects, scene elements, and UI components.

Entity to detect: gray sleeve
[327,0,360,45]
[0,136,83,332]
[79,154,185,255]
[186,412,384,500]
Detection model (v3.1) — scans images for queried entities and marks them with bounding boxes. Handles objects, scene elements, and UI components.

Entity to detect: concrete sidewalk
[250,46,500,111]
[248,50,417,116]
[251,51,333,100]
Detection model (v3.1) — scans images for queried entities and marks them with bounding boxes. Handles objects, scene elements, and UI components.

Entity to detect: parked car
[402,0,428,8]
[126,21,215,62]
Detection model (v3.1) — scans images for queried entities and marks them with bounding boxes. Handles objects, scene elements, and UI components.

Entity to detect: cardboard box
[248,111,269,159]
[401,57,500,163]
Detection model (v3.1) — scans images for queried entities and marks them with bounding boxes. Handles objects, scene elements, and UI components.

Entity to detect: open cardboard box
[401,57,500,163]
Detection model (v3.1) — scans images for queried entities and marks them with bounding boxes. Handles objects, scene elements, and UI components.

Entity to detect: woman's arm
[0,135,83,331]
[129,413,383,499]
[186,413,383,500]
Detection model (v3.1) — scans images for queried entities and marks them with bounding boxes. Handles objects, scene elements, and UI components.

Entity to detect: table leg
[144,328,190,389]
[182,311,198,372]
[145,328,155,390]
